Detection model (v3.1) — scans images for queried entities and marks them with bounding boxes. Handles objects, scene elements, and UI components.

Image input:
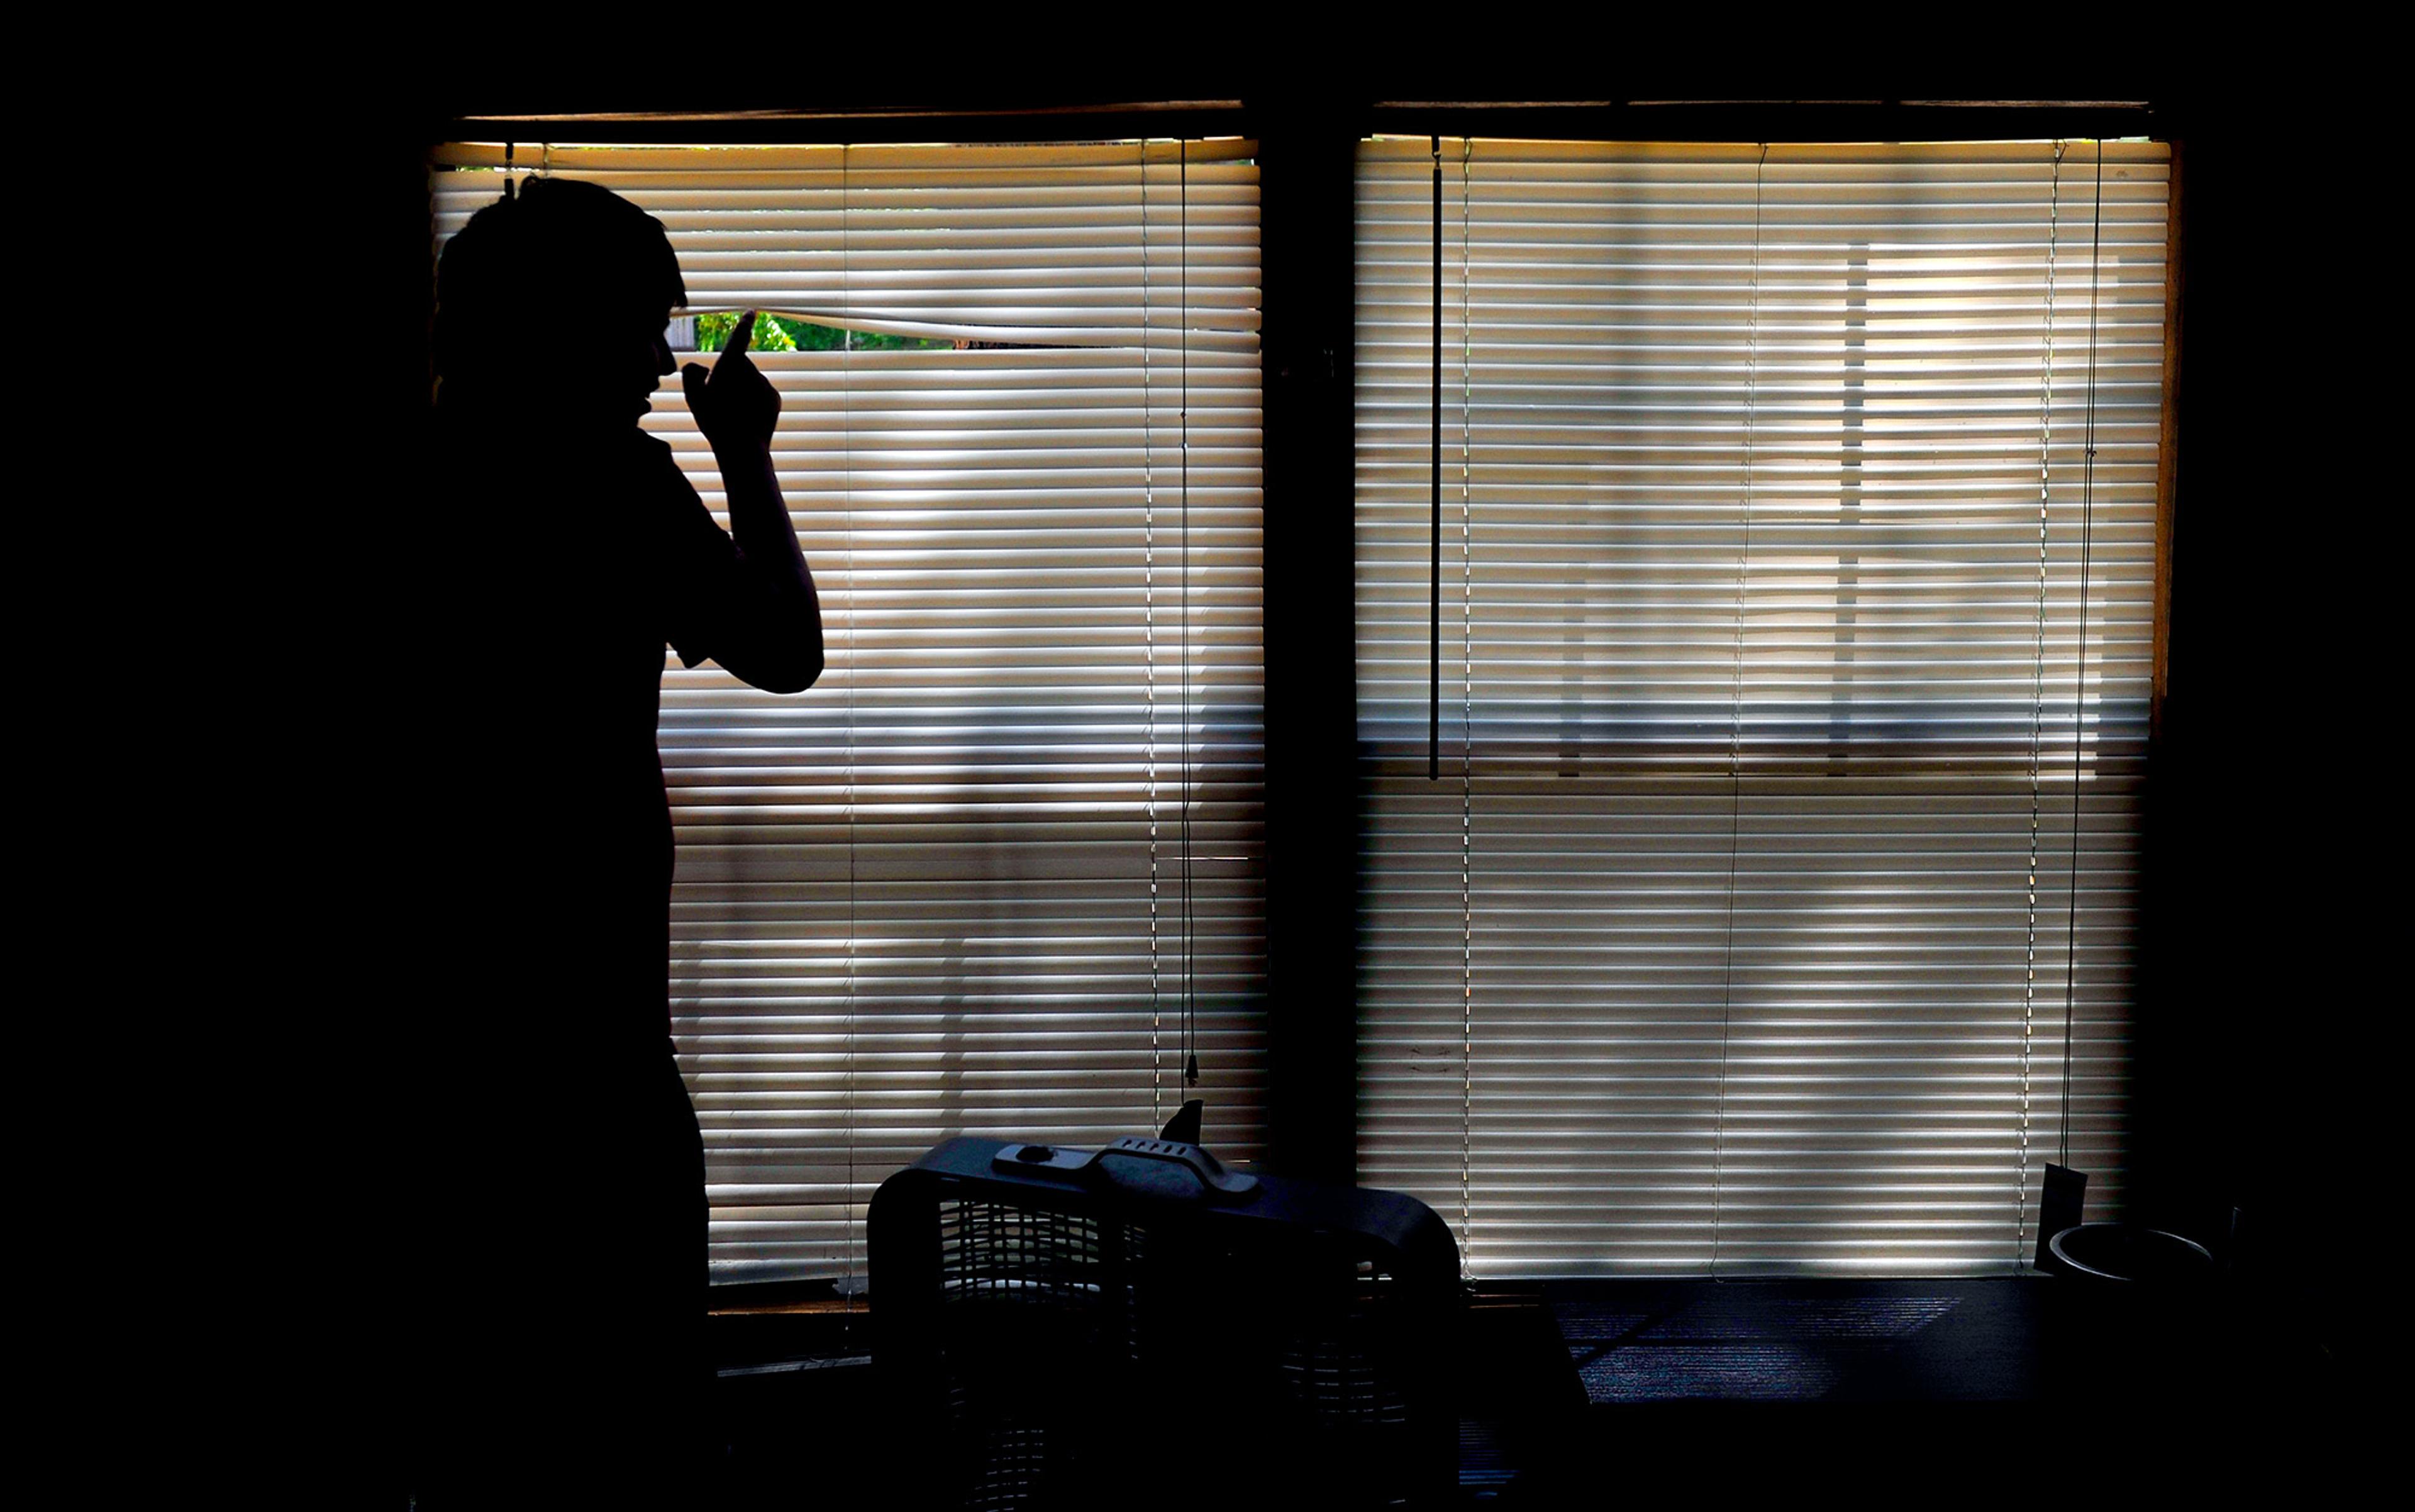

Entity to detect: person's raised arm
[680,311,824,694]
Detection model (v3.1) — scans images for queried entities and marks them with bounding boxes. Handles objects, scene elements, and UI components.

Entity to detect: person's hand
[683,310,781,453]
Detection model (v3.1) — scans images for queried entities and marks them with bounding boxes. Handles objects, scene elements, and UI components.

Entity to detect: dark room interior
[242,47,2379,1507]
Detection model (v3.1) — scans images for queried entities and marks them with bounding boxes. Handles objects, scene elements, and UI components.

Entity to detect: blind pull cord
[1711,142,1770,1278]
[1141,140,1163,1122]
[1458,137,1476,1268]
[2021,140,2070,1263]
[1430,135,1443,782]
[840,142,862,1322]
[1182,138,1199,1087]
[2062,140,2106,1170]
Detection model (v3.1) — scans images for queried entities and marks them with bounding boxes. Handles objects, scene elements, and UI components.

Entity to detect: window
[425,123,2175,1284]
[1353,138,2169,1274]
[430,139,1266,1284]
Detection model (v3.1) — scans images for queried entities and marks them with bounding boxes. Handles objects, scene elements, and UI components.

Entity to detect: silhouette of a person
[407,175,822,1504]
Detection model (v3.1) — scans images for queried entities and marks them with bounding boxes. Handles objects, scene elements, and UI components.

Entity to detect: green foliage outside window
[696,311,951,353]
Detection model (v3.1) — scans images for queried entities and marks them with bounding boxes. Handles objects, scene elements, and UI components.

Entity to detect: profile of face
[436,178,689,423]
[582,305,682,421]
[645,320,678,397]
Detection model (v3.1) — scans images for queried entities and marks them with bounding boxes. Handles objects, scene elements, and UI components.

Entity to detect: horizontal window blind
[431,140,1265,1284]
[1355,138,2168,1275]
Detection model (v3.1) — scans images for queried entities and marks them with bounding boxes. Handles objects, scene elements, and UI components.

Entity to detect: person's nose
[653,333,677,375]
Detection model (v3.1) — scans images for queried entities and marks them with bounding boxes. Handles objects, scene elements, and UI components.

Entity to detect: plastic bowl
[2048,1223,2214,1286]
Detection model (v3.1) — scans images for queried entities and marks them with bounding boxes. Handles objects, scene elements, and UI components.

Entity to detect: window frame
[407,94,2187,1284]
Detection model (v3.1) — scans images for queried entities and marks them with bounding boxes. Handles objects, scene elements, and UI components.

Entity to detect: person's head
[434,175,686,421]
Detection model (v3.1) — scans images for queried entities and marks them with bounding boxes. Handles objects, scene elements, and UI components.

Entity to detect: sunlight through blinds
[432,140,1265,1284]
[1354,138,2168,1276]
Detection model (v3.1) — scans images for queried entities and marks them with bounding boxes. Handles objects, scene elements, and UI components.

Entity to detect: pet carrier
[869,1120,1461,1509]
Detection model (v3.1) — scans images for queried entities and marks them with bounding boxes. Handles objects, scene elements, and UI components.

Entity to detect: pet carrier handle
[1091,1136,1261,1202]
[990,1137,1262,1203]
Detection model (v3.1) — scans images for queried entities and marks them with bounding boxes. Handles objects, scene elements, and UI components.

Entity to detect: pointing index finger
[722,309,757,361]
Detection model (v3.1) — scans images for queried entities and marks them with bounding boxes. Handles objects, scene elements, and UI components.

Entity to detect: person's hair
[434,175,686,412]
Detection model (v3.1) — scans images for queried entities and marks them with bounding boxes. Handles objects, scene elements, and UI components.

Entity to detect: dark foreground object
[867,1136,1463,1509]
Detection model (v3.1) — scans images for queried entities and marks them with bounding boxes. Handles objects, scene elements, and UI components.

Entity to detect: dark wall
[2129,99,2375,1374]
